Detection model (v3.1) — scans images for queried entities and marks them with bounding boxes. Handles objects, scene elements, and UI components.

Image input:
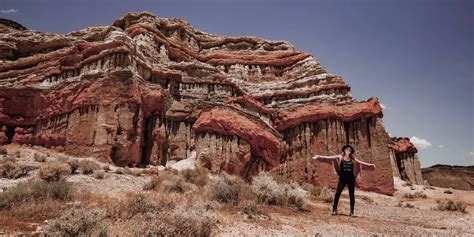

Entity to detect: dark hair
[341,145,355,160]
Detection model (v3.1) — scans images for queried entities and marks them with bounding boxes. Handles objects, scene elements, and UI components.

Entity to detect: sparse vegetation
[93,170,105,179]
[0,161,28,179]
[67,159,80,174]
[33,152,47,162]
[0,146,7,155]
[319,186,334,203]
[46,208,108,237]
[403,191,427,199]
[143,176,160,191]
[79,160,99,175]
[182,167,209,187]
[209,173,246,205]
[0,179,73,209]
[38,162,71,181]
[434,199,467,213]
[250,172,307,210]
[301,182,323,196]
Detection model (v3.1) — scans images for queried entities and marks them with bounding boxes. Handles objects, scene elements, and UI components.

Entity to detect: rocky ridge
[0,12,393,194]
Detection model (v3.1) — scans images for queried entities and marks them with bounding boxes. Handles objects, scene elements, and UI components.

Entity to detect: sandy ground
[1,144,473,236]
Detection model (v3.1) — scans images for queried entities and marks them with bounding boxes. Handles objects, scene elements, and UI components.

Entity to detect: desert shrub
[123,167,132,175]
[79,160,99,175]
[14,150,20,158]
[130,169,143,176]
[102,165,110,172]
[66,159,80,174]
[209,173,246,205]
[283,182,307,211]
[444,190,453,194]
[39,162,71,181]
[0,146,7,155]
[239,200,262,216]
[319,186,334,203]
[93,170,105,179]
[34,152,47,162]
[0,161,28,179]
[301,182,323,196]
[1,155,15,163]
[251,172,285,206]
[435,199,467,213]
[143,176,161,191]
[0,146,8,155]
[117,193,160,219]
[114,167,124,174]
[182,167,209,187]
[109,193,175,219]
[159,172,188,193]
[130,206,217,237]
[46,208,108,237]
[0,179,73,209]
[403,191,427,199]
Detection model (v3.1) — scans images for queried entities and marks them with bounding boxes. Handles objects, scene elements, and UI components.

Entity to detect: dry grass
[93,170,105,179]
[208,173,246,205]
[38,161,71,181]
[434,199,468,213]
[0,146,7,155]
[0,179,73,209]
[0,161,28,179]
[33,152,47,162]
[182,167,209,187]
[79,160,99,175]
[143,176,160,191]
[403,191,427,199]
[0,179,74,232]
[46,208,109,236]
[319,186,334,203]
[250,172,307,211]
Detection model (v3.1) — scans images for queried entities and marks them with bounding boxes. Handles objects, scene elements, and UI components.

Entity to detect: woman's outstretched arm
[355,158,376,170]
[312,154,341,161]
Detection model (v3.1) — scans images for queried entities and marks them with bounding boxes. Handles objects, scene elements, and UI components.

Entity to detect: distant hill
[421,164,474,190]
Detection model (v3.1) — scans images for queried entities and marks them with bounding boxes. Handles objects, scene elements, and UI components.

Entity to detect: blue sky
[1,0,472,167]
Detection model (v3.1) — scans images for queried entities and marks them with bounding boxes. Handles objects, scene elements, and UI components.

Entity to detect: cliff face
[388,137,423,185]
[421,165,474,190]
[0,12,393,195]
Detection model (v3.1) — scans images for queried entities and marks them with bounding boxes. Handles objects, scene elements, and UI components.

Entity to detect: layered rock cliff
[422,164,474,190]
[0,12,394,194]
[388,137,423,185]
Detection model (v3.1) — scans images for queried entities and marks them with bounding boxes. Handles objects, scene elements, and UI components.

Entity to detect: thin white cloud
[437,145,445,148]
[410,136,432,149]
[1,9,19,14]
[468,151,474,156]
[380,103,392,110]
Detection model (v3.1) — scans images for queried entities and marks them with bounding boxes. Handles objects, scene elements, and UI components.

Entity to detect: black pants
[332,173,356,213]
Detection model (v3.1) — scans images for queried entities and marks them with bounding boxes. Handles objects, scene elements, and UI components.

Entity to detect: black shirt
[340,158,354,178]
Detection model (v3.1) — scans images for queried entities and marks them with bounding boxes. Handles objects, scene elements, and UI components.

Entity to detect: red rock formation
[0,12,394,194]
[388,137,423,185]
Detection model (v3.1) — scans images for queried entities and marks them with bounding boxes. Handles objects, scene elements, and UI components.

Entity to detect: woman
[312,144,376,216]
